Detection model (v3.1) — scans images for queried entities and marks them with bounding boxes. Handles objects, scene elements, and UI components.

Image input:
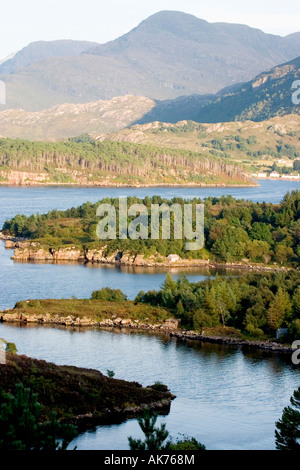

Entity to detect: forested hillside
[0,138,250,186]
[192,56,300,123]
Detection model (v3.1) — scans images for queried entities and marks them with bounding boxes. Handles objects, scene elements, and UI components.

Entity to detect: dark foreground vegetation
[0,352,173,437]
[275,386,300,450]
[0,353,299,450]
[0,382,77,450]
[128,408,206,451]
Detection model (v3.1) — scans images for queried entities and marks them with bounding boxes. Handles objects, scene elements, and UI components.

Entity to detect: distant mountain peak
[138,9,209,24]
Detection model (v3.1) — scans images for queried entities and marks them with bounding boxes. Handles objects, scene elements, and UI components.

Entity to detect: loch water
[0,180,299,450]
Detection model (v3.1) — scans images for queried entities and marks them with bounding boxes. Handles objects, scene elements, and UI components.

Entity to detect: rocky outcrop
[8,240,211,267]
[8,242,290,272]
[51,246,85,262]
[9,241,85,262]
[4,239,18,249]
[12,245,54,261]
[0,170,50,185]
[85,247,107,262]
[0,95,156,140]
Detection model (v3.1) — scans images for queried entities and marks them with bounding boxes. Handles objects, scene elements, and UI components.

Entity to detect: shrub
[91,287,127,302]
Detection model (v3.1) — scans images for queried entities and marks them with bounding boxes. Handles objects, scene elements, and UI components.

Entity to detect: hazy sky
[1,0,300,59]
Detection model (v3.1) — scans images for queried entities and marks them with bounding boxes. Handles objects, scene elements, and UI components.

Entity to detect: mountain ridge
[191,55,300,123]
[1,10,300,111]
[0,39,99,75]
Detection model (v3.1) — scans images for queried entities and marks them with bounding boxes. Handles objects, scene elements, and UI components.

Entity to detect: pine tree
[275,387,300,450]
[162,273,177,292]
[0,383,77,450]
[176,299,185,317]
[267,287,292,331]
[214,280,235,327]
[128,408,170,450]
[293,286,300,317]
[204,286,218,317]
[128,408,206,451]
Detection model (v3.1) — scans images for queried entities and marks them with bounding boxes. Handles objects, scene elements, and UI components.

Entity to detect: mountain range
[1,10,300,111]
[0,55,299,140]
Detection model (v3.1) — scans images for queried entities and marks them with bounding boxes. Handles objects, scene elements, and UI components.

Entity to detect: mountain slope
[1,11,300,111]
[86,11,300,77]
[192,56,300,123]
[1,56,300,139]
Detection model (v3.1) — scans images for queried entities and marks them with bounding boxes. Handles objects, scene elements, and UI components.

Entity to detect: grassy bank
[1,297,172,327]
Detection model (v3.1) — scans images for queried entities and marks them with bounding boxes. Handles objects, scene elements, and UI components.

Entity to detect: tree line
[0,137,248,184]
[135,270,300,340]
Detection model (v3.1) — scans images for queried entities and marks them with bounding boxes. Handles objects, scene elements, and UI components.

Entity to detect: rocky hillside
[97,115,300,175]
[0,95,156,140]
[1,56,300,140]
[191,56,300,123]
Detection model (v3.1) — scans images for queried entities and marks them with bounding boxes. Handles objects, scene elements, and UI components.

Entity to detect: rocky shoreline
[0,171,258,188]
[0,309,181,332]
[0,309,294,356]
[1,235,291,272]
[169,330,295,355]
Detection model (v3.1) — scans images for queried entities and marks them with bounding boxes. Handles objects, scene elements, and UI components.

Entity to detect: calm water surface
[0,323,299,450]
[1,180,299,228]
[0,180,299,450]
